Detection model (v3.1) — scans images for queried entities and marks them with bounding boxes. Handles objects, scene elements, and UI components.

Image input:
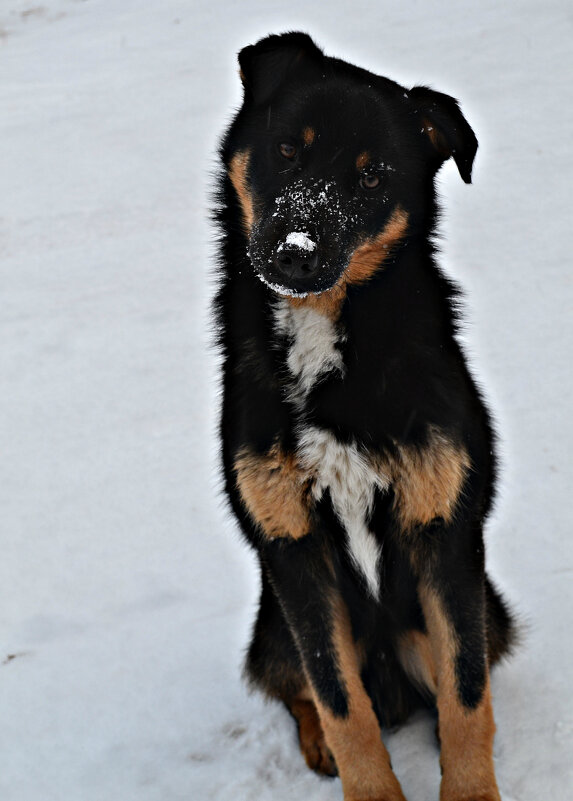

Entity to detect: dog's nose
[273,247,319,281]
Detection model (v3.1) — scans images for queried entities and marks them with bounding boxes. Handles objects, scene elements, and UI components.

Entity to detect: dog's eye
[278,142,297,159]
[360,174,380,190]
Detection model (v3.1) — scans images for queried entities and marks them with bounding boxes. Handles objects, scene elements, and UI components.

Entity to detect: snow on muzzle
[248,179,358,297]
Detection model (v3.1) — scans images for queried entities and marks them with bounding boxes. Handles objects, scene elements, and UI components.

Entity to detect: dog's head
[224,32,477,298]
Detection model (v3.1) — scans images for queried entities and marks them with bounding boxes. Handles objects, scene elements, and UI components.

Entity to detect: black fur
[214,31,515,791]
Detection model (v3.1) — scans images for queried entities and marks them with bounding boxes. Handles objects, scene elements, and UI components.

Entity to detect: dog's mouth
[254,277,313,299]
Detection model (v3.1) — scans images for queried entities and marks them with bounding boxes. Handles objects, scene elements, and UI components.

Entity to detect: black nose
[273,247,319,281]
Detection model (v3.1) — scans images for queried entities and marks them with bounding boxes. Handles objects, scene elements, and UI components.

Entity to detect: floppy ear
[238,31,324,106]
[409,85,478,183]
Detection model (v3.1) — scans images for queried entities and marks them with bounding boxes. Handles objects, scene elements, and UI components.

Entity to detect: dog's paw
[298,718,337,777]
[292,698,337,777]
[301,733,337,777]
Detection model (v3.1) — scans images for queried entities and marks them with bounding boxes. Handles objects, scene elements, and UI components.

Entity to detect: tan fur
[344,207,409,286]
[289,697,337,776]
[233,444,311,540]
[309,597,407,801]
[422,117,451,158]
[302,126,316,146]
[356,150,370,170]
[397,629,438,696]
[419,585,501,801]
[236,424,467,539]
[229,150,255,234]
[382,428,471,532]
[288,207,409,322]
[287,282,347,321]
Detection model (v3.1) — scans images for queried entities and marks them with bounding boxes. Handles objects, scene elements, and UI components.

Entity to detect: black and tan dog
[214,32,514,801]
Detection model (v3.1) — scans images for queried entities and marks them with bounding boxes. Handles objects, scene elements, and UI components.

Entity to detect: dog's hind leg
[245,567,306,701]
[485,575,516,666]
[245,567,337,776]
[288,694,338,777]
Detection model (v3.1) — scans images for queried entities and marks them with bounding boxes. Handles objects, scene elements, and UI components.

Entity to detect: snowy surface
[1,1,572,799]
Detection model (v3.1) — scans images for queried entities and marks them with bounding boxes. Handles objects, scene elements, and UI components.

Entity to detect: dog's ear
[409,86,478,183]
[238,32,324,106]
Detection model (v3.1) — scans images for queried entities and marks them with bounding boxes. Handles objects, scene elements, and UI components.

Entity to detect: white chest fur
[273,300,386,597]
[298,427,388,598]
[272,300,345,400]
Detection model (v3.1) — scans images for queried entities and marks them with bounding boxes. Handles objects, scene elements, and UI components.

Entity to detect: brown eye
[279,142,297,159]
[360,173,380,190]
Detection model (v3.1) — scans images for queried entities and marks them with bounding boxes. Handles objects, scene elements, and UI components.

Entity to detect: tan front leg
[420,584,501,801]
[311,599,408,801]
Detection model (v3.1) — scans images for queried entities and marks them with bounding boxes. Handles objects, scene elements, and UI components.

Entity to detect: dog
[214,32,515,801]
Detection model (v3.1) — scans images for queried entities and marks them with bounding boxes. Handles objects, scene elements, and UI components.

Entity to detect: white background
[1,1,572,799]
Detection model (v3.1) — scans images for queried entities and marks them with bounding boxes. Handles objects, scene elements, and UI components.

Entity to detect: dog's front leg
[417,547,502,801]
[264,536,407,801]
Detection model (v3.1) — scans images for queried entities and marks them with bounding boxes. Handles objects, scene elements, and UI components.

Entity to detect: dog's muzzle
[273,235,319,283]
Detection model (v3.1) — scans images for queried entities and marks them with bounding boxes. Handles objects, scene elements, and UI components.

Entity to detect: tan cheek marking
[287,207,410,322]
[344,206,409,286]
[419,585,501,801]
[228,150,255,235]
[234,444,311,540]
[356,150,370,170]
[381,428,470,531]
[287,282,347,322]
[302,126,315,146]
[309,597,407,801]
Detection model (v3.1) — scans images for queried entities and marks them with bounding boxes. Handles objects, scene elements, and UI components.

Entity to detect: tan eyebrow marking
[302,126,316,146]
[356,151,370,170]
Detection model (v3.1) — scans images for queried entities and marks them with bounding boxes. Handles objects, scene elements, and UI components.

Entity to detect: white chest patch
[273,300,345,401]
[298,427,390,598]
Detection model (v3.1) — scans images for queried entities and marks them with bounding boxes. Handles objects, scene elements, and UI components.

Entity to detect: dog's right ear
[238,32,324,106]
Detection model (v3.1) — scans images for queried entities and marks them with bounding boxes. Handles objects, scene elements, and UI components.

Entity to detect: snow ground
[1,1,572,799]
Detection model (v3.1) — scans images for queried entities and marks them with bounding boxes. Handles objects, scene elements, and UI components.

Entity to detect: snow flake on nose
[280,232,317,252]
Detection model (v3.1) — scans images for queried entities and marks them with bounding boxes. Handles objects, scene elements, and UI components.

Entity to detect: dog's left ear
[238,32,324,106]
[409,86,478,183]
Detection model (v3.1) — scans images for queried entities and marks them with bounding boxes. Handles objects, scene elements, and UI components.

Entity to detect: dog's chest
[273,300,387,597]
[272,300,345,401]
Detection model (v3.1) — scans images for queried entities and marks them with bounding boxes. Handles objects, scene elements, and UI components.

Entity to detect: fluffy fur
[214,31,515,801]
